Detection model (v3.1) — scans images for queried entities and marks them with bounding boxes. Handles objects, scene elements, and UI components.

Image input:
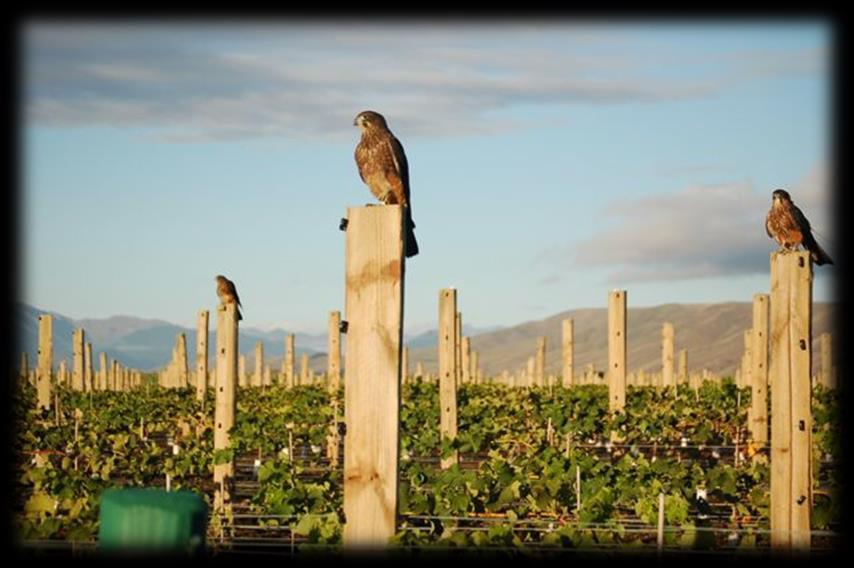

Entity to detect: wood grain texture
[342,205,404,546]
[439,288,459,470]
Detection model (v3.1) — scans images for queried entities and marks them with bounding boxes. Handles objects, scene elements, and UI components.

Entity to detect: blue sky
[21,20,835,334]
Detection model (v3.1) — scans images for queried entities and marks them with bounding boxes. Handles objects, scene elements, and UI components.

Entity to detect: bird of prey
[354,110,419,257]
[765,189,833,266]
[215,275,243,320]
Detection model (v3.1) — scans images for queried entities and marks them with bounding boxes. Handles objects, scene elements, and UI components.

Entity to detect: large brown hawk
[215,275,243,320]
[765,189,833,266]
[354,110,419,257]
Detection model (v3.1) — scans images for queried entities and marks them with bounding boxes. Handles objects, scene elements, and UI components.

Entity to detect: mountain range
[15,301,836,377]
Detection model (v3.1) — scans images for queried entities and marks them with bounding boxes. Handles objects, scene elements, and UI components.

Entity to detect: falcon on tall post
[765,188,833,266]
[354,110,419,258]
[215,274,243,320]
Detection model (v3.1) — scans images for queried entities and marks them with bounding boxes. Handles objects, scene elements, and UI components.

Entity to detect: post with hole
[214,302,239,513]
[439,288,459,470]
[341,205,405,547]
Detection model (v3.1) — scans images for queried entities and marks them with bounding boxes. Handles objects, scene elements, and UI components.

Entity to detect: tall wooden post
[328,310,342,391]
[112,360,120,391]
[214,303,239,511]
[438,288,459,470]
[84,343,93,392]
[662,323,674,388]
[300,353,310,385]
[455,312,462,385]
[285,334,295,388]
[20,351,29,381]
[342,205,405,546]
[196,309,209,402]
[536,337,546,387]
[750,294,770,445]
[471,351,480,384]
[238,354,247,388]
[819,333,833,389]
[526,356,535,388]
[98,353,107,391]
[741,329,753,390]
[58,360,67,386]
[175,333,188,388]
[769,252,812,551]
[678,349,688,385]
[562,319,574,388]
[72,329,84,391]
[461,337,471,384]
[608,291,627,413]
[36,314,53,410]
[415,361,424,379]
[253,341,264,388]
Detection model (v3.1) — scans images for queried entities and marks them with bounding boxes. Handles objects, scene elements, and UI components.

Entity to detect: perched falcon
[354,110,419,257]
[215,275,243,320]
[765,189,833,266]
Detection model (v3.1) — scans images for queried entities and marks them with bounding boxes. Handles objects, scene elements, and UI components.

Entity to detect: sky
[20,19,835,335]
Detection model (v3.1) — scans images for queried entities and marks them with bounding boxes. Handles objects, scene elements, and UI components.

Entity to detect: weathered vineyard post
[196,309,209,403]
[19,351,29,382]
[72,328,84,391]
[562,319,574,388]
[455,312,462,385]
[328,310,342,391]
[84,343,93,392]
[300,353,310,385]
[285,334,295,388]
[415,361,424,379]
[254,341,264,388]
[678,349,688,385]
[341,205,405,547]
[471,350,480,384]
[98,353,107,391]
[238,354,247,388]
[176,333,189,388]
[214,302,239,512]
[439,288,459,470]
[662,323,674,388]
[741,329,753,390]
[36,314,53,410]
[461,337,471,384]
[769,252,812,552]
[749,294,770,447]
[536,337,546,387]
[608,291,627,417]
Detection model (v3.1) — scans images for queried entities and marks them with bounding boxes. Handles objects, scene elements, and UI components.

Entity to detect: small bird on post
[353,110,419,258]
[215,275,243,320]
[765,189,833,266]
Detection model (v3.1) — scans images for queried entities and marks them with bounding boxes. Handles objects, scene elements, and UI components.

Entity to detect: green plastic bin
[98,488,207,554]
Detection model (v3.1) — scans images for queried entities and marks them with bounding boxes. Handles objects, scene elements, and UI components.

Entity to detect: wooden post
[36,314,53,410]
[678,349,688,385]
[750,294,770,445]
[300,353,310,385]
[662,323,674,388]
[536,337,546,387]
[819,333,832,389]
[196,310,209,402]
[416,361,424,379]
[608,291,627,414]
[253,341,264,388]
[741,329,753,390]
[471,351,480,384]
[264,364,271,388]
[455,312,462,385]
[769,252,812,551]
[112,360,120,391]
[342,205,404,546]
[98,353,107,391]
[58,360,67,386]
[562,319,574,388]
[285,334,295,388]
[328,310,342,391]
[20,351,29,381]
[71,328,84,391]
[461,337,471,384]
[439,288,459,470]
[176,333,189,388]
[84,343,93,392]
[526,356,535,388]
[238,354,247,388]
[214,303,239,511]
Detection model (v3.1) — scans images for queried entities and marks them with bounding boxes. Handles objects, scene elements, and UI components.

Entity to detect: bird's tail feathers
[804,233,834,266]
[404,208,419,258]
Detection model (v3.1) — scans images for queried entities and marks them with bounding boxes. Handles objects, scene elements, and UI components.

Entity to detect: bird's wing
[229,280,242,307]
[354,142,369,184]
[387,135,410,201]
[765,211,774,238]
[791,203,813,234]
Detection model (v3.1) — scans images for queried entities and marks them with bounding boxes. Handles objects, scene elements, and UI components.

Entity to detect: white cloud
[22,22,826,141]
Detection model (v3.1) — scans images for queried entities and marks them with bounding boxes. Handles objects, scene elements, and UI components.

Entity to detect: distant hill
[16,301,837,377]
[407,302,837,377]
